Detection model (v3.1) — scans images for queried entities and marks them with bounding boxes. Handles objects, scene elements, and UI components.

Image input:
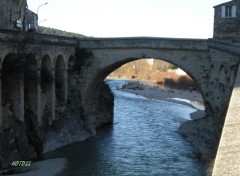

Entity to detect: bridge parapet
[78,37,209,50]
[0,29,78,46]
[0,31,209,51]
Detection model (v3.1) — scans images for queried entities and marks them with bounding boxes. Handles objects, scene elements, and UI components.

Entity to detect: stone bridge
[0,29,240,167]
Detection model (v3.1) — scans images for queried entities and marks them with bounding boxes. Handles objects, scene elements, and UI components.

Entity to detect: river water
[46,79,205,176]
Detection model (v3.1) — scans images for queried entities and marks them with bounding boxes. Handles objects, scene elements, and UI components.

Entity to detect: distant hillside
[38,26,87,38]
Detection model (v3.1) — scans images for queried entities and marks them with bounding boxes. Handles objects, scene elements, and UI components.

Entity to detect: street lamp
[37,2,48,17]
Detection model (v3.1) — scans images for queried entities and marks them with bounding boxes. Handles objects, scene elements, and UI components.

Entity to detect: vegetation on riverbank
[109,59,196,89]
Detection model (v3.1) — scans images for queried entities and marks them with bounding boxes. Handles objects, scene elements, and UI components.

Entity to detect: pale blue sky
[27,0,229,38]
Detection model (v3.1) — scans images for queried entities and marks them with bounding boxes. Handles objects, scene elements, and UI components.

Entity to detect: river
[46,79,205,176]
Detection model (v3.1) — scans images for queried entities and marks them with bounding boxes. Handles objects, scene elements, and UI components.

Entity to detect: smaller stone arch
[1,53,21,125]
[229,65,239,88]
[209,64,216,86]
[24,54,38,117]
[54,52,67,69]
[219,65,227,84]
[218,65,227,93]
[41,55,53,126]
[67,55,76,73]
[55,55,67,119]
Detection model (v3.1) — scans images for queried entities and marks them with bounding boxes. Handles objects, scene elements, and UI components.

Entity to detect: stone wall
[0,0,27,30]
[214,0,240,39]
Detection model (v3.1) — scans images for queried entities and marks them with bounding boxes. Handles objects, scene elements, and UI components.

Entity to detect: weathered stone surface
[95,81,114,128]
[0,118,35,168]
[179,112,226,162]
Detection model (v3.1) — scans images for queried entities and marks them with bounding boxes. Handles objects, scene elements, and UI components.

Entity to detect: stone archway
[24,54,38,117]
[55,55,67,119]
[77,48,210,135]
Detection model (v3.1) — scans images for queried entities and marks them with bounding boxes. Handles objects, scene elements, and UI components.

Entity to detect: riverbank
[0,158,66,176]
[118,80,205,119]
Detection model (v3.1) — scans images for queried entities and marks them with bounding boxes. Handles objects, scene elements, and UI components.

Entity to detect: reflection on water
[46,80,205,176]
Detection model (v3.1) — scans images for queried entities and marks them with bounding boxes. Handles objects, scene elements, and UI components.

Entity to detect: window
[226,6,232,17]
[221,6,237,18]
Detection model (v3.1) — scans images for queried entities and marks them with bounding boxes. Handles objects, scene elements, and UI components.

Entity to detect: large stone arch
[41,55,53,126]
[77,48,210,134]
[82,48,209,110]
[55,55,67,118]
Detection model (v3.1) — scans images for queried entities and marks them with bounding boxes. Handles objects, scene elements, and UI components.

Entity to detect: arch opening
[68,55,76,74]
[106,58,204,112]
[83,57,208,173]
[41,55,52,126]
[55,56,66,118]
[24,54,38,117]
[2,54,21,125]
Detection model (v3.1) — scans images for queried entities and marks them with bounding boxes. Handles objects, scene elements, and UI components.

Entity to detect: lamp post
[36,2,48,32]
[38,19,47,32]
[39,19,47,25]
[37,2,48,17]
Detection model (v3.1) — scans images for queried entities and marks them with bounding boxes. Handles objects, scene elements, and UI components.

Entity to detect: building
[26,9,38,32]
[213,0,240,39]
[0,0,38,32]
[0,0,27,30]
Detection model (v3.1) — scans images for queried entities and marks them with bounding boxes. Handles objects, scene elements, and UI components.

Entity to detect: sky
[27,0,229,38]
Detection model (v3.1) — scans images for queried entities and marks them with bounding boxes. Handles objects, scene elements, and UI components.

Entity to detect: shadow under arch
[67,55,76,74]
[24,54,38,116]
[55,55,67,118]
[41,54,53,126]
[1,53,21,123]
